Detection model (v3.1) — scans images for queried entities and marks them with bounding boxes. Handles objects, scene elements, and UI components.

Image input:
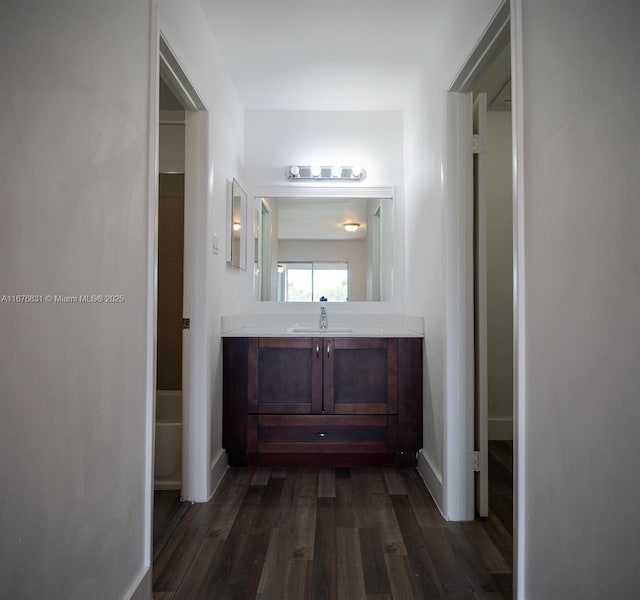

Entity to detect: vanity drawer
[257,414,389,453]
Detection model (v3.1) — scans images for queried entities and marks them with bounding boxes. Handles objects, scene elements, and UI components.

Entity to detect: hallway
[153,465,512,599]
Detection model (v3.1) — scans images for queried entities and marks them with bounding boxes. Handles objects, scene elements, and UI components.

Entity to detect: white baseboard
[123,566,151,600]
[489,417,513,440]
[416,449,445,517]
[208,448,228,500]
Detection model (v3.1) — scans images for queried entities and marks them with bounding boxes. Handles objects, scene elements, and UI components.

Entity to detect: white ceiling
[200,0,447,110]
[275,197,368,240]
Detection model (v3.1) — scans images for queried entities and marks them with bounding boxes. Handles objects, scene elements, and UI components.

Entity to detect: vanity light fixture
[286,165,367,182]
[277,264,285,274]
[232,222,241,231]
[343,222,360,233]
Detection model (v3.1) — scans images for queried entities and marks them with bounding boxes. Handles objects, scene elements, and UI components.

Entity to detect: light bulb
[289,165,300,177]
[277,264,284,274]
[351,165,362,178]
[310,165,321,177]
[232,222,241,231]
[331,165,342,178]
[343,223,360,233]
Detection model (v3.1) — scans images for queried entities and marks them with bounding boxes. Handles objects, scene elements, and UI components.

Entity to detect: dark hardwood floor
[153,490,192,563]
[153,457,513,600]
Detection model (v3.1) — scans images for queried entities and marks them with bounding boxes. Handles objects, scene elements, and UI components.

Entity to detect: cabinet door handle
[326,343,331,358]
[316,342,320,357]
[315,432,329,438]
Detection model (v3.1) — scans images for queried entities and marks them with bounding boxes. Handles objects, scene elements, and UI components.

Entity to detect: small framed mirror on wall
[227,179,247,270]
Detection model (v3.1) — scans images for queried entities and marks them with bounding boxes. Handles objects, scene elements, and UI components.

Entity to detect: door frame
[144,23,211,568]
[443,0,526,596]
[157,36,209,504]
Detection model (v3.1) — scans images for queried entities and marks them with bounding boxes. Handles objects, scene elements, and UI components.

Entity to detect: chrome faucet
[319,306,328,329]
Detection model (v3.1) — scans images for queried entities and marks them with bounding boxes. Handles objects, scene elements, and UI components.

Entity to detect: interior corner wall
[159,0,245,500]
[0,2,152,598]
[403,0,502,518]
[486,111,513,440]
[519,1,640,597]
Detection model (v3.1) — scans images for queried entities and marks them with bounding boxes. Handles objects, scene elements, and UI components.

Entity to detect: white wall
[245,110,403,189]
[403,0,502,517]
[518,0,640,596]
[0,0,245,596]
[158,0,245,499]
[486,111,512,439]
[0,2,152,598]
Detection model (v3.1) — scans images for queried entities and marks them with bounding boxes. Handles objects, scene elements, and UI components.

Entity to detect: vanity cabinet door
[323,338,398,415]
[248,337,323,414]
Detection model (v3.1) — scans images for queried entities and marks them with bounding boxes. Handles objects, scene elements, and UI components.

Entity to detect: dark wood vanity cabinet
[223,336,422,467]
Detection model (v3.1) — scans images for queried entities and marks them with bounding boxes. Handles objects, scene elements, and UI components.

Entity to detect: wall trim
[208,449,228,501]
[123,566,151,600]
[417,449,445,517]
[511,0,527,596]
[489,417,514,440]
[143,0,160,575]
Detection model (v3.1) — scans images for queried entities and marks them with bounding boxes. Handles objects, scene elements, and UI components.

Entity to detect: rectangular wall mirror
[227,179,247,270]
[254,195,393,302]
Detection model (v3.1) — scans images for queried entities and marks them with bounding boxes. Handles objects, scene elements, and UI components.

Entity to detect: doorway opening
[443,0,519,593]
[147,33,210,565]
[153,75,190,561]
[470,38,514,572]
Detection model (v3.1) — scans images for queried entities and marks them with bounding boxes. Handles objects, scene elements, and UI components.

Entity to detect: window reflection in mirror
[278,262,348,302]
[254,196,393,302]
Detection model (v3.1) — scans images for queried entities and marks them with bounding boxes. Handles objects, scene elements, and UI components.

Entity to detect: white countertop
[221,313,424,338]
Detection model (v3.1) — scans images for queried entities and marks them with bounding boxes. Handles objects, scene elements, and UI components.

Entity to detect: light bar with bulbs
[286,165,366,182]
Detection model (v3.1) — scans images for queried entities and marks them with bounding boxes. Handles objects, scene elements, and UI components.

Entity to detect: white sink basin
[287,326,353,334]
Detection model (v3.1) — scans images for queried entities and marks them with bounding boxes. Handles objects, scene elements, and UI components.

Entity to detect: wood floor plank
[257,528,291,600]
[310,497,337,600]
[174,484,267,598]
[335,468,356,528]
[390,495,442,598]
[420,525,475,594]
[352,469,406,555]
[337,528,367,600]
[359,528,392,596]
[383,467,407,495]
[153,526,208,592]
[384,554,420,600]
[290,469,318,560]
[205,469,255,541]
[252,466,273,486]
[271,466,288,478]
[219,528,272,600]
[461,521,510,574]
[171,537,225,599]
[443,524,501,595]
[318,467,336,498]
[284,560,312,600]
[178,468,251,531]
[404,475,446,529]
[153,464,513,600]
[479,511,512,573]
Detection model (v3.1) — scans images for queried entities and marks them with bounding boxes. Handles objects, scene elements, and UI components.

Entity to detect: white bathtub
[154,390,182,490]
